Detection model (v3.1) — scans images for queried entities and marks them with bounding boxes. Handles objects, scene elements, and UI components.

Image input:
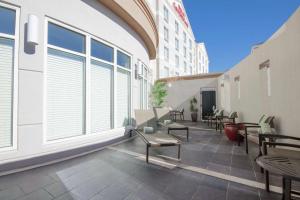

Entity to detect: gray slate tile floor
[0,121,297,200]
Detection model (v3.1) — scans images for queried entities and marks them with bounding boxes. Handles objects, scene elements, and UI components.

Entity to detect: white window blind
[138,78,143,109]
[91,60,112,133]
[0,38,14,147]
[47,48,85,140]
[116,69,130,127]
[144,80,147,109]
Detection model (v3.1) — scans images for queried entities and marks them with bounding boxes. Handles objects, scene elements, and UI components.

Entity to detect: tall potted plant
[190,97,198,122]
[150,81,167,107]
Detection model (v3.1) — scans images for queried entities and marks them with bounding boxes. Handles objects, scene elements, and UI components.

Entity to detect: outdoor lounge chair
[132,110,181,163]
[218,111,238,133]
[206,108,218,126]
[257,134,300,195]
[238,115,275,154]
[209,109,224,130]
[153,108,189,141]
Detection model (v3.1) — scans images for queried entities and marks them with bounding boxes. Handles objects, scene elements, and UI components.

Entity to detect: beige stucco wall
[164,77,219,121]
[217,7,300,137]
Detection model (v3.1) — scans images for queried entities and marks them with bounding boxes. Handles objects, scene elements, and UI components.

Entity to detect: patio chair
[257,134,300,193]
[153,108,189,141]
[169,108,184,121]
[131,110,181,163]
[218,111,238,133]
[206,108,218,126]
[209,109,224,130]
[238,115,275,154]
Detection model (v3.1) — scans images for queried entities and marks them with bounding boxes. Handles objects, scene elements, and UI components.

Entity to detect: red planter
[224,124,239,141]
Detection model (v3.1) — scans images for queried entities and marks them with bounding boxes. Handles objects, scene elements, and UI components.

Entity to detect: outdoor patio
[0,122,298,200]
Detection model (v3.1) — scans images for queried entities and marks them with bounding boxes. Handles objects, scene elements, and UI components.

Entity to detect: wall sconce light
[27,14,39,45]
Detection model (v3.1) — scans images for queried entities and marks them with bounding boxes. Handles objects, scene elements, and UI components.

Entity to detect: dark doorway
[201,90,216,119]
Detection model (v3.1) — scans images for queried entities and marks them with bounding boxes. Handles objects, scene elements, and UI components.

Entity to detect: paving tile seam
[108,146,283,195]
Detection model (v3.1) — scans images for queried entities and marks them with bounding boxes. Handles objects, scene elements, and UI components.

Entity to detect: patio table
[256,155,300,200]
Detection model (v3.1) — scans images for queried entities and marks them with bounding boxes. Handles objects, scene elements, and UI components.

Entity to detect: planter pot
[191,112,198,122]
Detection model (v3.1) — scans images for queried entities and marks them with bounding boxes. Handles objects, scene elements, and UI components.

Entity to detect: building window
[0,5,18,149]
[189,66,193,75]
[46,20,132,141]
[47,23,86,141]
[175,21,179,34]
[117,50,131,69]
[184,61,187,73]
[164,46,169,61]
[164,66,169,77]
[138,63,149,110]
[91,39,113,62]
[175,38,179,51]
[91,40,114,133]
[184,46,187,58]
[163,6,169,23]
[189,53,192,63]
[189,39,192,50]
[183,31,187,43]
[175,55,179,68]
[234,77,241,99]
[175,72,179,76]
[48,23,85,53]
[164,26,169,42]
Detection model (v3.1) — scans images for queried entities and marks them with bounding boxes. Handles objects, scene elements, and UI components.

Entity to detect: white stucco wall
[164,77,219,121]
[217,8,300,138]
[0,0,152,163]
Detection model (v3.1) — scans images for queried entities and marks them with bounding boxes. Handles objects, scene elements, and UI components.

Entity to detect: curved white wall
[0,0,152,163]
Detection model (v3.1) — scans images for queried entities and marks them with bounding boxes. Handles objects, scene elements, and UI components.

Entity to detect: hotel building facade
[146,0,209,79]
[0,0,158,168]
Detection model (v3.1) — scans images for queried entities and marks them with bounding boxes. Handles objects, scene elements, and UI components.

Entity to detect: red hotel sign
[173,2,189,28]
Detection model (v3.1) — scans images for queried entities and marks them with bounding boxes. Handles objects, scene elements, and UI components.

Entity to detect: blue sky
[183,0,300,72]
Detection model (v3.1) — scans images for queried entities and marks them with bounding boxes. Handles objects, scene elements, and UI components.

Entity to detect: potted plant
[190,97,198,122]
[150,81,167,107]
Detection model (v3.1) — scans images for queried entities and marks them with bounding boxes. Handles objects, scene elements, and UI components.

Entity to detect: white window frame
[164,46,169,61]
[175,55,179,68]
[163,6,169,23]
[175,38,179,51]
[175,21,179,34]
[0,2,20,152]
[43,18,133,144]
[164,26,169,43]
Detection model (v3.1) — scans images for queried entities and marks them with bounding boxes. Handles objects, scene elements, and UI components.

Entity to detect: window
[175,21,179,34]
[175,72,179,76]
[46,20,132,141]
[164,47,169,61]
[91,47,113,133]
[116,68,131,127]
[117,50,131,69]
[138,63,149,110]
[175,38,179,51]
[184,61,187,73]
[163,6,169,23]
[175,55,179,68]
[189,66,193,75]
[48,23,85,53]
[189,53,192,63]
[164,67,169,78]
[183,32,187,43]
[91,39,113,62]
[184,46,187,58]
[164,27,169,42]
[0,6,16,35]
[189,39,192,50]
[0,5,18,148]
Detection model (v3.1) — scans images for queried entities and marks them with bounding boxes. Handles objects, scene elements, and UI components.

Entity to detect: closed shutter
[116,69,130,127]
[90,60,112,133]
[0,38,14,147]
[47,48,85,140]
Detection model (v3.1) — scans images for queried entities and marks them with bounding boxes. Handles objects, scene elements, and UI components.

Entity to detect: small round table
[256,155,300,200]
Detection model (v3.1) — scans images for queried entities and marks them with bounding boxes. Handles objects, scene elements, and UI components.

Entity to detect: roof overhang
[99,0,158,59]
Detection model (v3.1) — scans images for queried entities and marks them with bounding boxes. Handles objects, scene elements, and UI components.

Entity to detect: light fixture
[27,14,39,45]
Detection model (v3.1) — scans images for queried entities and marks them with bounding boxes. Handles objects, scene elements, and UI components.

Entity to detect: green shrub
[150,81,167,107]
